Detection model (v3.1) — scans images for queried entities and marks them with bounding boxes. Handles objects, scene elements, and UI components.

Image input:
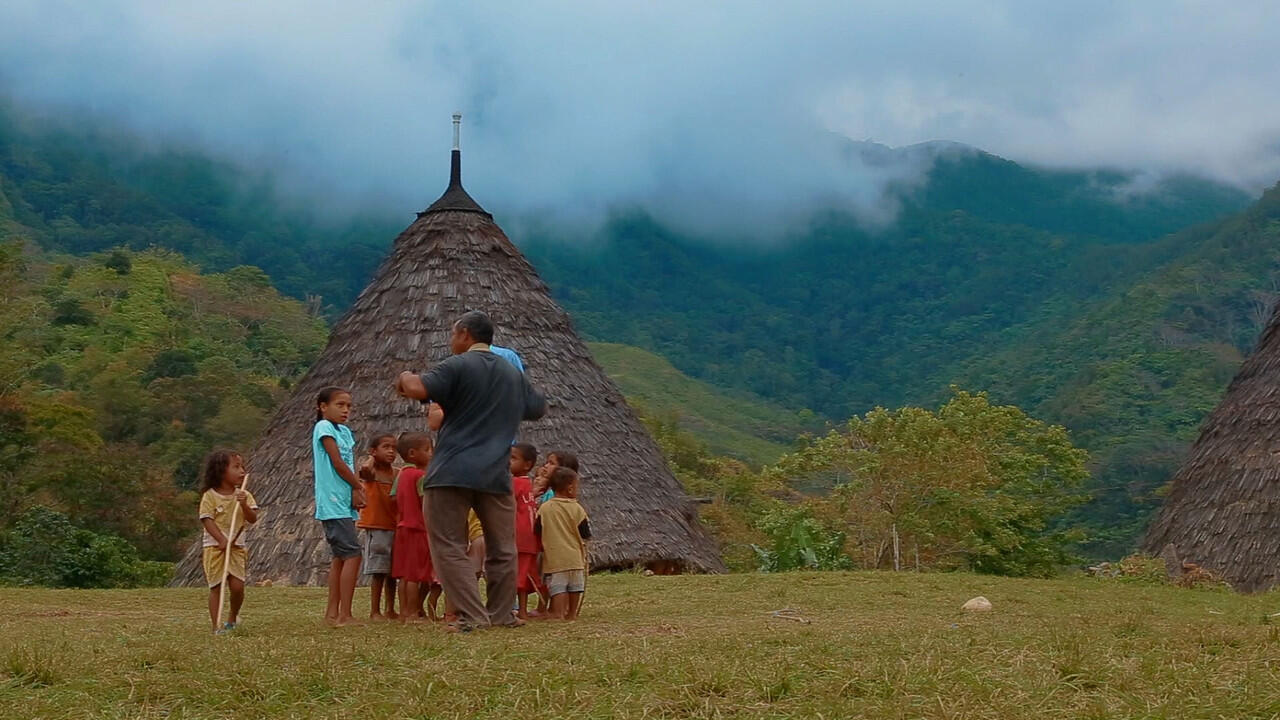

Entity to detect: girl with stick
[199,449,258,634]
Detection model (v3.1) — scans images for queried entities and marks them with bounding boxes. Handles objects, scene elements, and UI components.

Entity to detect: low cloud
[2,1,1278,236]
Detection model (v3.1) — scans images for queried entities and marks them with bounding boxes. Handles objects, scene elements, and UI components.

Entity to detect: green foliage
[0,240,325,563]
[768,389,1089,576]
[591,342,819,465]
[0,507,171,588]
[751,506,853,572]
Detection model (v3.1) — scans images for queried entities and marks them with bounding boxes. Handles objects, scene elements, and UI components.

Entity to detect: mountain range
[2,99,1273,557]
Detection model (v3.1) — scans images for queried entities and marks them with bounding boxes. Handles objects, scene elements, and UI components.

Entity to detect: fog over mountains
[2,1,1279,236]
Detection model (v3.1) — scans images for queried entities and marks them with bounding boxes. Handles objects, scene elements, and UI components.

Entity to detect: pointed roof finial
[420,113,490,218]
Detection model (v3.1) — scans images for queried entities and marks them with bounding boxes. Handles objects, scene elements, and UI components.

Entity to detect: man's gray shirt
[421,348,547,494]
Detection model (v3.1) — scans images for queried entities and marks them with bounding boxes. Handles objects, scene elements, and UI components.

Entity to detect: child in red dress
[510,442,540,618]
[392,432,436,623]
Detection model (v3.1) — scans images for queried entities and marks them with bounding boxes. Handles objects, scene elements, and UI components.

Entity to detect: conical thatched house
[174,117,724,585]
[1143,301,1280,592]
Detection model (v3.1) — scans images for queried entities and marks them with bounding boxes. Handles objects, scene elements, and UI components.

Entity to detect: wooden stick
[215,474,250,632]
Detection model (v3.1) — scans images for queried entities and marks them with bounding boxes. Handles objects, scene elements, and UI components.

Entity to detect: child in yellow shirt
[535,467,590,621]
[198,449,258,634]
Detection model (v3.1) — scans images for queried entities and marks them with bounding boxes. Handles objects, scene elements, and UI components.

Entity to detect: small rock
[961,596,992,612]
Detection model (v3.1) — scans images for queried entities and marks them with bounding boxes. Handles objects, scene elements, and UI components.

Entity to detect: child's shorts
[322,518,361,559]
[202,546,247,587]
[545,569,586,595]
[361,529,394,575]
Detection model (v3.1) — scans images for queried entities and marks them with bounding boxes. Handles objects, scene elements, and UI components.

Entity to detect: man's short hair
[454,310,495,345]
[397,432,433,461]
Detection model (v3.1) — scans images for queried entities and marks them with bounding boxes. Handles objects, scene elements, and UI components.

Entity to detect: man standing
[396,311,546,630]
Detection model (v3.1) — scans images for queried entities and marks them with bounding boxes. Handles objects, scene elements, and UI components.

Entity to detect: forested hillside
[0,236,325,574]
[2,98,1271,559]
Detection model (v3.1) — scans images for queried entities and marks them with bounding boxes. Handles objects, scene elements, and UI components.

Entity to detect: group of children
[196,385,591,633]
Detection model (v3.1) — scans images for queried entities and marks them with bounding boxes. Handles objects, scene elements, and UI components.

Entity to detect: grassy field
[2,572,1279,719]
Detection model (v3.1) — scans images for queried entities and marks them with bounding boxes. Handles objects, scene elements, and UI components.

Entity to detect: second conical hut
[173,115,725,584]
[1144,286,1280,592]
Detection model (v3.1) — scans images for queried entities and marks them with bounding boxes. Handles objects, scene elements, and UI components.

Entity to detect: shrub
[0,507,172,588]
[752,506,853,572]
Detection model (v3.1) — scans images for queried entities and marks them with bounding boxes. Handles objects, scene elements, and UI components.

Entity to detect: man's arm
[397,371,428,401]
[522,377,547,421]
[427,402,444,431]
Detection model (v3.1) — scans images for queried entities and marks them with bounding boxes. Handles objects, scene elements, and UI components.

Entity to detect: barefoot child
[532,450,578,609]
[535,467,590,621]
[313,386,366,627]
[199,449,259,633]
[511,442,540,618]
[392,432,437,622]
[357,433,398,621]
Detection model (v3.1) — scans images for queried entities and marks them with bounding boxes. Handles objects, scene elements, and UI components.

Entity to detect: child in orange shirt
[357,433,398,621]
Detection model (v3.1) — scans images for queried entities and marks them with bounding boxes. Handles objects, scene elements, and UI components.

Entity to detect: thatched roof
[1143,301,1280,592]
[173,145,724,586]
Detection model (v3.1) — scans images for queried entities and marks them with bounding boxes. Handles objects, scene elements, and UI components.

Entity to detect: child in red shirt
[392,432,437,623]
[510,442,540,618]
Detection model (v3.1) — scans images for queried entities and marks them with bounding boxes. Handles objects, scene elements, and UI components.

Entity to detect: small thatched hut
[1143,299,1280,592]
[173,116,724,585]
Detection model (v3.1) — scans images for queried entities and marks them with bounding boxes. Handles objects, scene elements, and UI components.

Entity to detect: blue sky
[2,1,1277,234]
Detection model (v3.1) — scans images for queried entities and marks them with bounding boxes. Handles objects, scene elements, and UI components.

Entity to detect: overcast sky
[2,1,1278,234]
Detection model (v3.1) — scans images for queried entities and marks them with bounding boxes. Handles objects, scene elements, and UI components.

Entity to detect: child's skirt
[202,546,247,587]
[392,526,433,584]
[517,552,540,593]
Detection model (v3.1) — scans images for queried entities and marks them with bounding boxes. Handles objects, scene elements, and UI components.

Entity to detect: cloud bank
[1,1,1278,235]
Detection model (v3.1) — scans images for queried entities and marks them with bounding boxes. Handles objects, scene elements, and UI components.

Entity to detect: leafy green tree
[768,390,1089,576]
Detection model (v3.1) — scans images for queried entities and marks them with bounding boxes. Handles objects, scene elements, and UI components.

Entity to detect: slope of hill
[955,183,1280,556]
[588,342,818,465]
[0,237,327,561]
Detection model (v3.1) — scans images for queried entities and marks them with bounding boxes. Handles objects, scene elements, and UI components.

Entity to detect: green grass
[590,342,818,465]
[3,572,1279,718]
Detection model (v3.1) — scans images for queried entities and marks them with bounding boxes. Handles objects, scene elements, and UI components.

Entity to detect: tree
[768,389,1089,576]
